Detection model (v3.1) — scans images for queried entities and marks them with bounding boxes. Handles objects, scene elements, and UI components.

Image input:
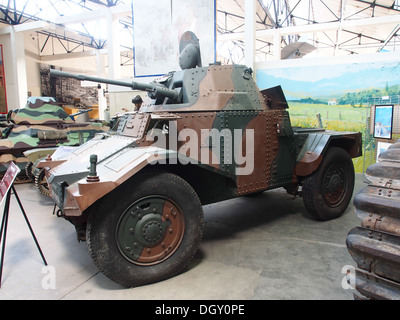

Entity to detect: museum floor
[0,174,366,300]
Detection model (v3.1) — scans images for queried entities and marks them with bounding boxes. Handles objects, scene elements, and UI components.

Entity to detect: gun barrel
[50,69,180,102]
[50,69,135,89]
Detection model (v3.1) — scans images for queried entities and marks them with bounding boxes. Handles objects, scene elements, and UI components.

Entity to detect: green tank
[0,96,109,184]
[40,31,362,288]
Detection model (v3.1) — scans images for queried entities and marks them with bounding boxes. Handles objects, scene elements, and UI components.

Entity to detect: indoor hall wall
[0,32,45,110]
[25,32,42,98]
[0,32,18,110]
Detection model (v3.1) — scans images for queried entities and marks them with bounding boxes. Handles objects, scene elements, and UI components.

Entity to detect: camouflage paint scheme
[346,138,400,299]
[0,97,109,173]
[42,64,362,225]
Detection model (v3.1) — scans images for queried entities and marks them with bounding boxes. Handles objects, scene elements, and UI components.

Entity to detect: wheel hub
[323,164,346,207]
[136,214,165,246]
[116,196,185,266]
[328,174,341,192]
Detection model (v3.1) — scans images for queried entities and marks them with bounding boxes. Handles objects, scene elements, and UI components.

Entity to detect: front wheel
[302,147,355,221]
[34,168,51,197]
[86,170,204,287]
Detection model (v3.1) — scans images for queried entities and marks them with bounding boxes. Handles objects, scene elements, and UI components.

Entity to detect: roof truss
[0,0,399,63]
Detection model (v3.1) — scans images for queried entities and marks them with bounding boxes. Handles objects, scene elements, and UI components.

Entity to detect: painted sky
[256,61,400,100]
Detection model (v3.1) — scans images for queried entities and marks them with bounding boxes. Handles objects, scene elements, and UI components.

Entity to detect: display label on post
[0,162,20,207]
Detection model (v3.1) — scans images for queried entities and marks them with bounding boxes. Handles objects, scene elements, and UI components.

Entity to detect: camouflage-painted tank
[0,96,109,183]
[346,138,400,299]
[40,31,362,288]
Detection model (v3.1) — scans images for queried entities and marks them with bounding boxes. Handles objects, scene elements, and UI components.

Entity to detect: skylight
[0,0,130,42]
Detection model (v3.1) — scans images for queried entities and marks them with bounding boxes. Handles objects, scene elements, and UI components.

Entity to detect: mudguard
[24,147,58,164]
[45,134,177,216]
[294,130,362,177]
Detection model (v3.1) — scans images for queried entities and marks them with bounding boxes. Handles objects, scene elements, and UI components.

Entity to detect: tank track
[346,138,400,299]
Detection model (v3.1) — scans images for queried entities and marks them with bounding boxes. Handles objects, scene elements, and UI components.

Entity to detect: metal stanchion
[0,163,47,288]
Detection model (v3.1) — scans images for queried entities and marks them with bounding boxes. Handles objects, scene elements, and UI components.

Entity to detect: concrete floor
[0,174,366,300]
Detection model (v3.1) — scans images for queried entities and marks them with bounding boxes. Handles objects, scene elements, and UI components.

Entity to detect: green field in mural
[256,58,400,174]
[288,102,371,173]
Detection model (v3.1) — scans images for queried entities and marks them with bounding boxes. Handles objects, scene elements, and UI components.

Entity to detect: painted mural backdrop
[256,59,400,173]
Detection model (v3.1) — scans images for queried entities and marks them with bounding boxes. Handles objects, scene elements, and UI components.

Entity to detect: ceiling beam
[55,3,131,25]
[334,0,347,55]
[0,19,50,35]
[218,13,400,41]
[356,0,398,10]
[377,23,400,51]
[40,48,107,62]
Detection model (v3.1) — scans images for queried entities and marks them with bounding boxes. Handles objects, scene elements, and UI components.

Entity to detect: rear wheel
[302,147,355,221]
[86,170,204,287]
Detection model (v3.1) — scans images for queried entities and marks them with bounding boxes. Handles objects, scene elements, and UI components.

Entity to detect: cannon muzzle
[50,69,181,103]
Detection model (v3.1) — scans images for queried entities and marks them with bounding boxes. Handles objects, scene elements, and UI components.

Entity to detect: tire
[86,170,204,287]
[302,147,355,221]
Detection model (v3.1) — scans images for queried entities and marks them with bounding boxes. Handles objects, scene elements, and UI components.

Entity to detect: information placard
[0,162,20,207]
